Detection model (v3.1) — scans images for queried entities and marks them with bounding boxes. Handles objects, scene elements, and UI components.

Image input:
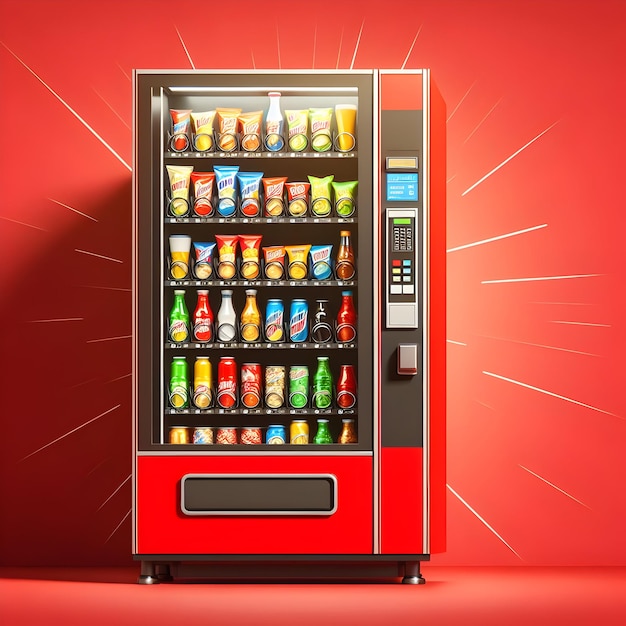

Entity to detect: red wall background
[0,0,624,566]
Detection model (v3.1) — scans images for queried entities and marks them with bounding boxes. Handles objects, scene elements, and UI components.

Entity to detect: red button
[392,260,401,267]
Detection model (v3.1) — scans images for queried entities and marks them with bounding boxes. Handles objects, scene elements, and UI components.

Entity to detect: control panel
[386,208,419,328]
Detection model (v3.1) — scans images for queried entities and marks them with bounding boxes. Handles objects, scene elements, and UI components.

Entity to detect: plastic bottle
[217,289,237,342]
[265,91,284,152]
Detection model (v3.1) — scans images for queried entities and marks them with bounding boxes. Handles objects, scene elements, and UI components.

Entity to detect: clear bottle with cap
[264,91,284,152]
[217,289,237,342]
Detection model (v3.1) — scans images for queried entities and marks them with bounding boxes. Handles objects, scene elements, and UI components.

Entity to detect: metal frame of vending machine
[132,69,445,584]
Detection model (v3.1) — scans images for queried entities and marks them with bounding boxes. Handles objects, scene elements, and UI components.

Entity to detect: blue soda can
[289,299,309,343]
[264,299,285,342]
[266,424,287,444]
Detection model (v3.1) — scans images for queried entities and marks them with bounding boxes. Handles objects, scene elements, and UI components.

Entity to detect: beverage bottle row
[169,355,357,411]
[168,230,355,282]
[168,418,357,445]
[169,288,357,344]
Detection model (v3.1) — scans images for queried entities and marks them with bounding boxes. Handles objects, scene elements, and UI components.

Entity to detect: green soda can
[289,365,309,409]
[169,356,189,408]
[313,418,333,444]
[312,356,333,409]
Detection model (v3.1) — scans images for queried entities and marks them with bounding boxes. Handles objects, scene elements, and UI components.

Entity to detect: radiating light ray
[26,318,83,323]
[400,25,423,70]
[464,97,503,144]
[87,335,132,344]
[479,334,600,358]
[312,24,317,69]
[80,285,131,292]
[75,249,124,263]
[462,120,559,196]
[117,62,130,81]
[447,81,476,123]
[106,373,132,384]
[175,26,195,69]
[49,198,98,222]
[276,25,282,69]
[92,88,130,130]
[534,301,595,306]
[447,174,457,184]
[106,508,131,544]
[21,405,121,461]
[350,20,365,70]
[447,224,547,253]
[519,465,592,510]
[447,339,467,346]
[336,27,344,69]
[70,378,98,390]
[250,49,256,70]
[0,42,131,171]
[550,320,611,328]
[482,273,602,285]
[483,371,619,417]
[475,400,495,411]
[0,215,46,231]
[447,484,523,560]
[98,475,131,511]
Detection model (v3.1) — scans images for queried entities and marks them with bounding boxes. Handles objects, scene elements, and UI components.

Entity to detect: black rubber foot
[402,574,426,585]
[138,575,160,585]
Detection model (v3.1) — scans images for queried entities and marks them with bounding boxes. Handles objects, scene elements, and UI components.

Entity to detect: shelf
[165,150,358,160]
[165,216,357,224]
[165,278,356,288]
[165,341,357,350]
[166,407,357,416]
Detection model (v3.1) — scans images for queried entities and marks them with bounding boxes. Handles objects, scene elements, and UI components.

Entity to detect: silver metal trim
[135,69,374,76]
[131,70,138,554]
[421,70,432,555]
[372,70,381,555]
[159,88,165,445]
[180,473,338,516]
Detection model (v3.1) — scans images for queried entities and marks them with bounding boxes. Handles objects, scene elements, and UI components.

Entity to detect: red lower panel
[380,447,423,554]
[135,455,373,556]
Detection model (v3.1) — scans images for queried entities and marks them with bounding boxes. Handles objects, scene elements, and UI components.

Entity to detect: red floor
[1,566,625,625]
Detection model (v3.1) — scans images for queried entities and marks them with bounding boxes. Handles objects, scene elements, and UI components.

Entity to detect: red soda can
[336,364,357,409]
[216,427,238,444]
[217,356,237,408]
[240,426,262,445]
[241,363,262,409]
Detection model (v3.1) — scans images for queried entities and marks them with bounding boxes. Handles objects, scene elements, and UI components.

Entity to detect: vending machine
[132,69,446,584]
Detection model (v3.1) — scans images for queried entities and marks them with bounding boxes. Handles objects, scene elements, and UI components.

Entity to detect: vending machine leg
[137,560,160,585]
[402,561,426,584]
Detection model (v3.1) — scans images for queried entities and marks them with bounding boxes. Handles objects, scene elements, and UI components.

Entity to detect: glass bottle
[338,418,357,444]
[216,289,237,342]
[335,230,355,280]
[168,290,189,343]
[336,290,357,343]
[312,356,333,409]
[336,364,357,409]
[193,289,213,343]
[240,288,261,342]
[313,418,333,444]
[264,91,284,152]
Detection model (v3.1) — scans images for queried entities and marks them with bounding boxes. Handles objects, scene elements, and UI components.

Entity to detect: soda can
[217,356,237,409]
[264,299,285,342]
[290,419,309,444]
[193,427,214,444]
[265,365,286,408]
[266,424,287,444]
[169,356,189,409]
[241,363,262,409]
[289,299,309,343]
[216,427,238,444]
[240,426,262,445]
[192,356,212,409]
[289,365,309,409]
[169,426,189,444]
